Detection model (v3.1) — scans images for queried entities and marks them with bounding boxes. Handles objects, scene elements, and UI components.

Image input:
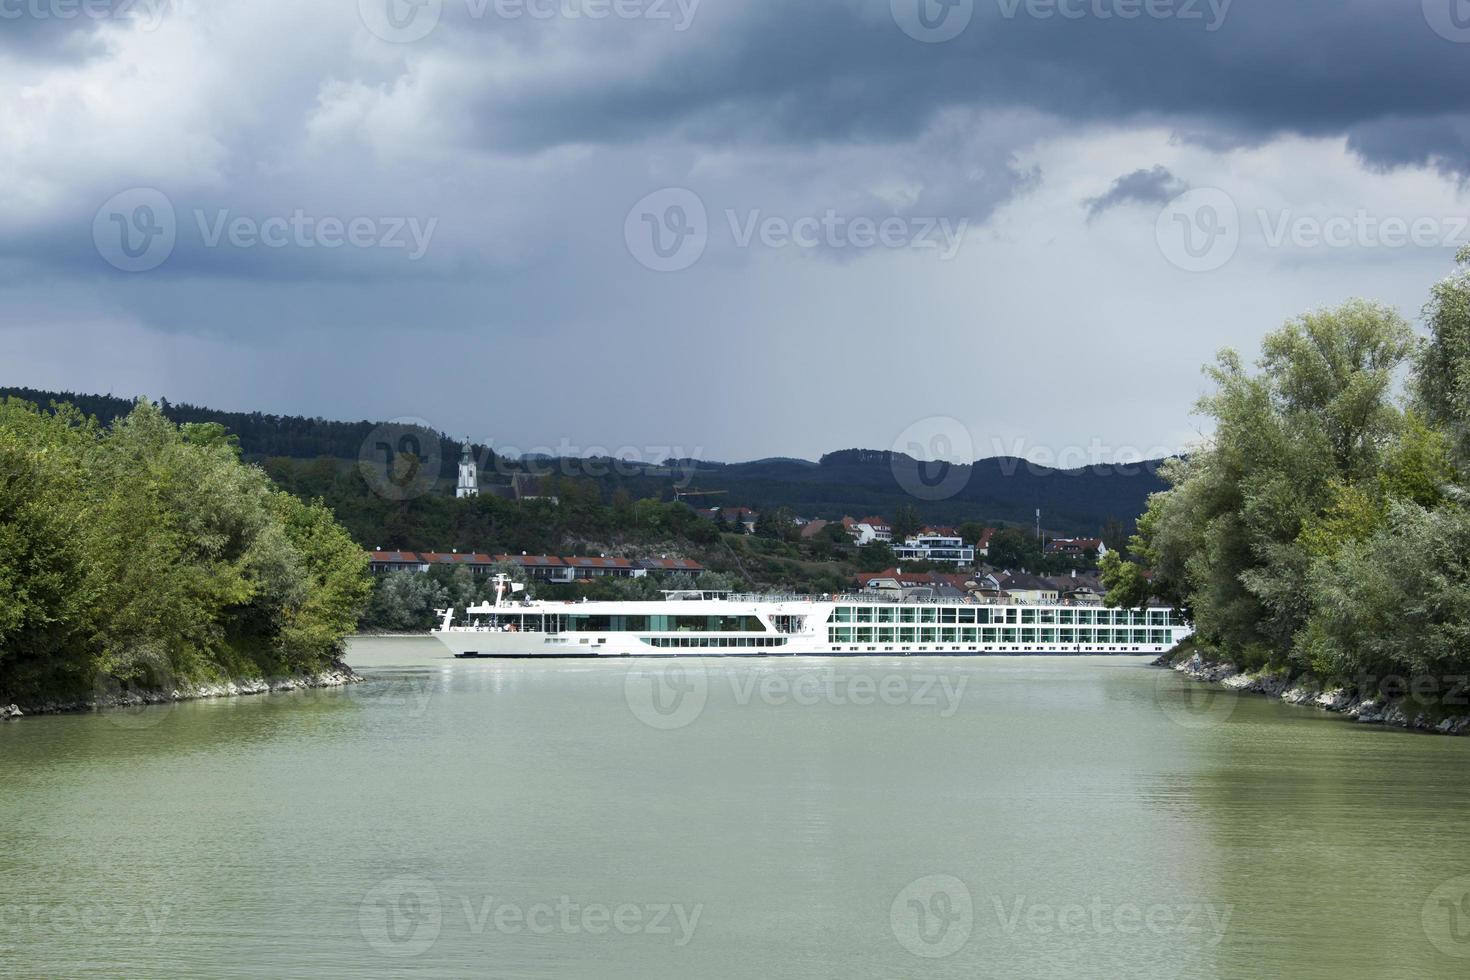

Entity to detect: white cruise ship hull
[431,595,1192,659]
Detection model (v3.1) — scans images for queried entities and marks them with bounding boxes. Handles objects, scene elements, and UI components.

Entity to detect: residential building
[561,556,638,579]
[842,515,892,546]
[893,527,976,565]
[996,571,1061,604]
[368,551,700,583]
[1044,537,1108,558]
[369,550,429,574]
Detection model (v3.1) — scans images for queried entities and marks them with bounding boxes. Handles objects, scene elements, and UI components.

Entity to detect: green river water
[3,637,1470,978]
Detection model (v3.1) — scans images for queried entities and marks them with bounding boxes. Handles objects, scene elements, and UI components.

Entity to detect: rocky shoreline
[0,661,361,721]
[1161,652,1470,736]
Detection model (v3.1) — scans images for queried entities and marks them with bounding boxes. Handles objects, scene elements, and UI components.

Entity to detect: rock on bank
[1160,652,1470,736]
[2,661,361,720]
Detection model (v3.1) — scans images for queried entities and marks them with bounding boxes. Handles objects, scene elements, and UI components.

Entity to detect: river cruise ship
[432,576,1193,658]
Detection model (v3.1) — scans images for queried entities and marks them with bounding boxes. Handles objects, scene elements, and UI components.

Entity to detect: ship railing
[721,592,1118,608]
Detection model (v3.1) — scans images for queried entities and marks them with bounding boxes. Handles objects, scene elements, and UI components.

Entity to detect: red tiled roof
[564,556,634,569]
[370,550,422,562]
[494,555,565,567]
[635,558,705,571]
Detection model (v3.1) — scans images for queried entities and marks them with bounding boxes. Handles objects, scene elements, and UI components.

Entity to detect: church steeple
[456,439,479,498]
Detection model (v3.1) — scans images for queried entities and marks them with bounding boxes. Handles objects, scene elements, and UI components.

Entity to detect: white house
[892,528,976,565]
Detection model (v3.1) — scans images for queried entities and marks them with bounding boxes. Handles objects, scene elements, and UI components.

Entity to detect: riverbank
[0,661,361,721]
[1159,649,1470,736]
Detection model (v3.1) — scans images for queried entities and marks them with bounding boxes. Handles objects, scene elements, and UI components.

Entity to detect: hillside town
[369,503,1113,605]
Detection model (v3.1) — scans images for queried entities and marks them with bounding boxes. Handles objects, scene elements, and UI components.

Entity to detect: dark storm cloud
[1084,166,1187,220]
[443,0,1470,173]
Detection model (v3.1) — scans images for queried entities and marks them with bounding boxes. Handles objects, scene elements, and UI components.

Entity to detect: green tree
[1109,298,1423,672]
[987,527,1040,569]
[1413,245,1470,464]
[891,503,921,541]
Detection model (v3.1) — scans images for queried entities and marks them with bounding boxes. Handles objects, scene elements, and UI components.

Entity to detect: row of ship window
[828,627,1174,645]
[642,637,790,649]
[829,607,1173,626]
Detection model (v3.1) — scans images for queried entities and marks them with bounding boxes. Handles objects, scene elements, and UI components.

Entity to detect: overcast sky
[3,0,1469,466]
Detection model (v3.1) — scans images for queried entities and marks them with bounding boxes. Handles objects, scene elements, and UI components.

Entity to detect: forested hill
[0,387,1168,532]
[0,386,443,462]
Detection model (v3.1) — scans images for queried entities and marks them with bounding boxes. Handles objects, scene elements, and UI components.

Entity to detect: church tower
[456,440,479,498]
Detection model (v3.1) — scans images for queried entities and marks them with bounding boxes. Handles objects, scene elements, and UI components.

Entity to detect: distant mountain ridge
[0,386,1168,533]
